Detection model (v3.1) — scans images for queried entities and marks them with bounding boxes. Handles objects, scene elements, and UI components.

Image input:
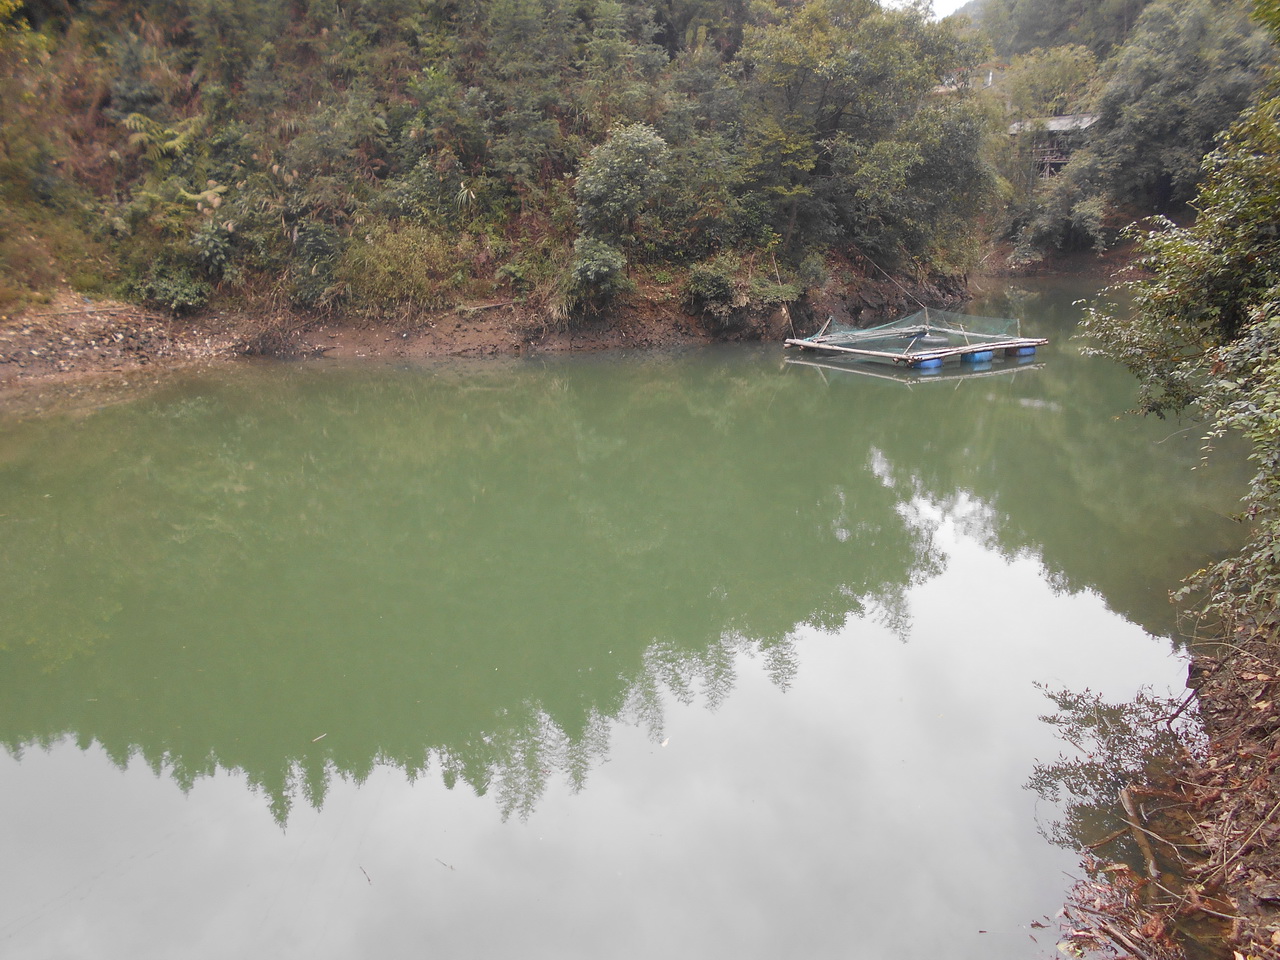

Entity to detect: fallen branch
[455,301,515,314]
[1149,879,1241,922]
[1097,918,1160,960]
[1122,784,1162,882]
[1160,689,1198,728]
[1086,826,1131,850]
[1068,900,1173,960]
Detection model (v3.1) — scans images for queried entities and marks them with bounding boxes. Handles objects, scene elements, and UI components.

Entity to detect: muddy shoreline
[1,243,1120,402]
[0,265,967,409]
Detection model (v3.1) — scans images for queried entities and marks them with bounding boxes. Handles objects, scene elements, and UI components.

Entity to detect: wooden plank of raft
[910,338,1047,359]
[785,339,922,361]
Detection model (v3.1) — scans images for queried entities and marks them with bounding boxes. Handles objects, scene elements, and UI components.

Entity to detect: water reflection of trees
[0,325,1245,821]
[1026,686,1199,865]
[836,283,1248,637]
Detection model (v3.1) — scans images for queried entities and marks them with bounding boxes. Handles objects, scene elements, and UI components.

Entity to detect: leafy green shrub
[749,276,799,306]
[685,254,764,332]
[796,253,828,289]
[1068,196,1113,253]
[495,260,528,292]
[561,236,631,316]
[190,218,234,279]
[685,256,738,315]
[133,261,211,312]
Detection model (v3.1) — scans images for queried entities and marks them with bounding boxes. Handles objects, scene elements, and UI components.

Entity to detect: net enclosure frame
[784,308,1047,368]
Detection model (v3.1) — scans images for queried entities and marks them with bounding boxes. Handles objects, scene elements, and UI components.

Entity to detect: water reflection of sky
[1,510,1186,960]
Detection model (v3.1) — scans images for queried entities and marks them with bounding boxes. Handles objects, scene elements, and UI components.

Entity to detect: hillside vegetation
[0,0,1276,328]
[956,0,1273,265]
[0,0,997,325]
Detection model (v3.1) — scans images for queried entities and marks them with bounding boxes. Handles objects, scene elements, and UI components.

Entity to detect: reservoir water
[0,280,1251,958]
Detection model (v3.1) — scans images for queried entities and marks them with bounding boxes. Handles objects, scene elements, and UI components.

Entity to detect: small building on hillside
[1007,114,1098,177]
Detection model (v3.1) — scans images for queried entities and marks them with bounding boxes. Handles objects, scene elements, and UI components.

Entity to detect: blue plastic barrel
[962,350,995,363]
[1006,345,1037,357]
[913,357,943,370]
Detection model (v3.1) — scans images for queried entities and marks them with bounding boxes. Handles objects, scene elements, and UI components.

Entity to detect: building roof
[1007,114,1098,135]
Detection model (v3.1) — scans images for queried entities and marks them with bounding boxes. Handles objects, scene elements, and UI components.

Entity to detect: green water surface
[0,280,1249,958]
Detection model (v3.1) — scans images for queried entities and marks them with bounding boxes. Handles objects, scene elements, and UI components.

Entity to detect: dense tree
[737,0,988,257]
[567,122,670,308]
[0,0,1019,317]
[979,0,1157,57]
[1082,0,1280,635]
[1089,0,1273,210]
[574,122,671,243]
[999,0,1272,259]
[1002,44,1097,119]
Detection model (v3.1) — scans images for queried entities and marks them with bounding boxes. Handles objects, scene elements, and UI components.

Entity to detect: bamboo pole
[785,336,1047,363]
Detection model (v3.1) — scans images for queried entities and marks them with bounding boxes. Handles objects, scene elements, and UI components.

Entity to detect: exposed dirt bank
[0,293,728,416]
[0,295,237,417]
[0,267,966,411]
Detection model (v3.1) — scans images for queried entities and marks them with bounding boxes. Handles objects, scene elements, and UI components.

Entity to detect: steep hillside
[0,0,994,330]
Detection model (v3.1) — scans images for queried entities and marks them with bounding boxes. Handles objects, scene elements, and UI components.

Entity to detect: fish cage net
[816,308,1023,356]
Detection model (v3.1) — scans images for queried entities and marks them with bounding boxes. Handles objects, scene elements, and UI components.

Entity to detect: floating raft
[784,308,1047,370]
